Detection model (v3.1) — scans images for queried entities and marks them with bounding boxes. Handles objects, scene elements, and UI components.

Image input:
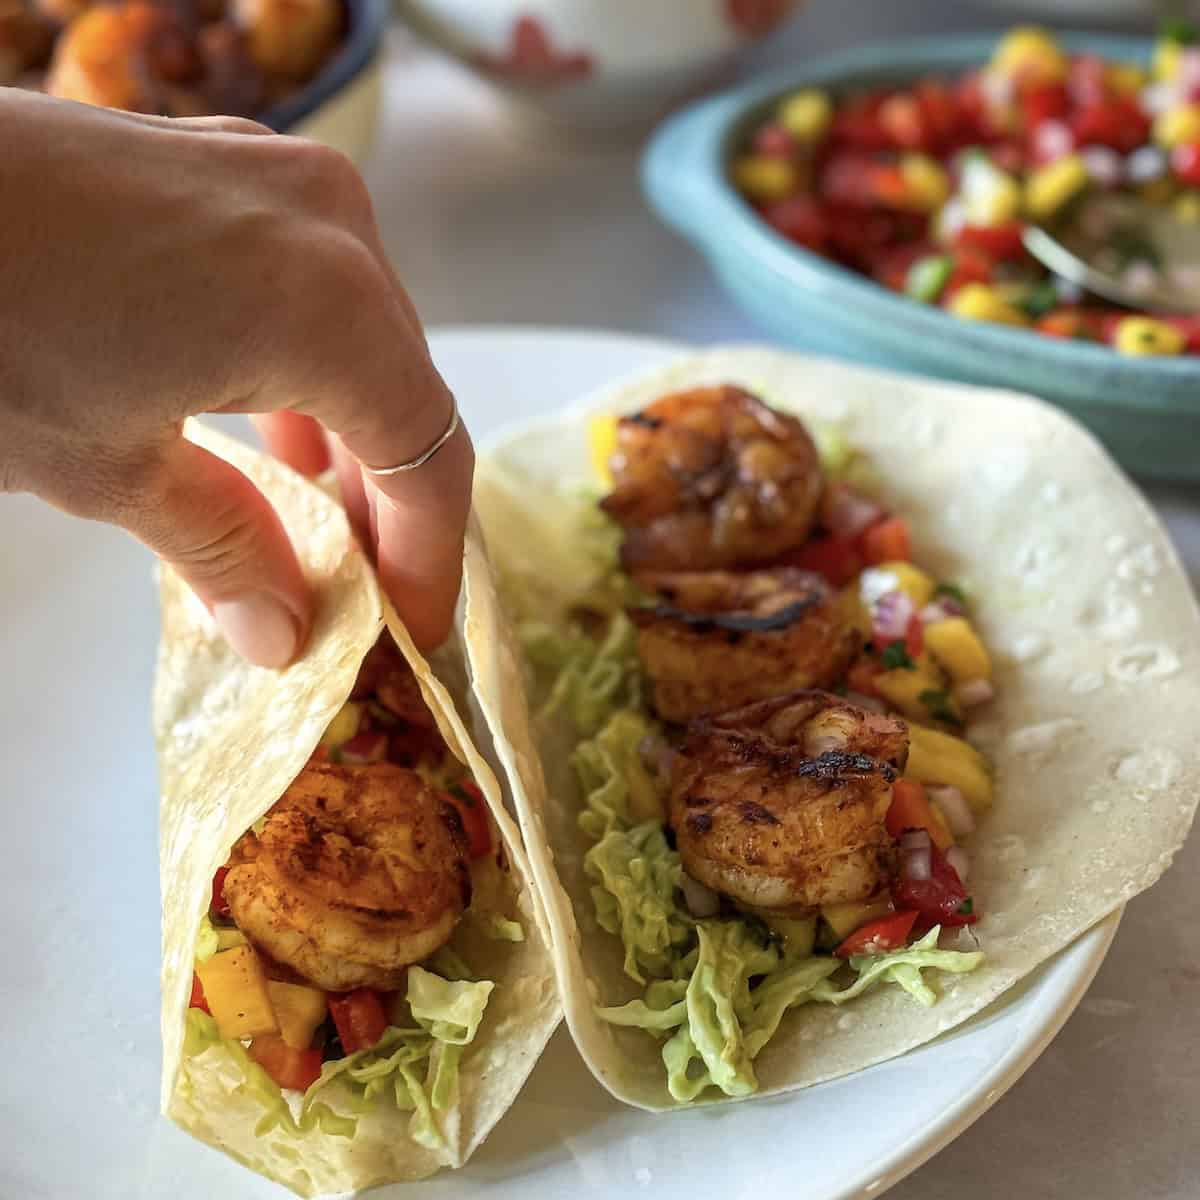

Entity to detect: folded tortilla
[469,346,1200,1111]
[153,421,560,1196]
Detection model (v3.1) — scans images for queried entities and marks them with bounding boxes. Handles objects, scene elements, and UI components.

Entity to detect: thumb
[129,438,311,668]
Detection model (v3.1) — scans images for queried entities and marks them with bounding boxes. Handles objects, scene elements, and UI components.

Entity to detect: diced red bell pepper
[328,989,389,1054]
[753,121,797,158]
[892,843,978,930]
[905,613,924,659]
[1071,97,1149,153]
[879,91,928,151]
[1020,82,1070,130]
[761,195,829,252]
[828,91,892,151]
[914,78,961,153]
[1037,308,1099,340]
[834,910,919,957]
[942,245,996,298]
[189,973,211,1015]
[1171,142,1200,188]
[845,654,884,698]
[858,516,912,566]
[953,70,992,141]
[1066,54,1110,109]
[886,778,950,848]
[953,221,1027,262]
[211,866,231,918]
[1163,314,1200,352]
[987,140,1027,176]
[249,1034,324,1091]
[781,534,863,587]
[445,780,492,859]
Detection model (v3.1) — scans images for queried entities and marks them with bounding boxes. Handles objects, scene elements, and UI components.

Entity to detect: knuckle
[214,115,274,137]
[285,138,371,222]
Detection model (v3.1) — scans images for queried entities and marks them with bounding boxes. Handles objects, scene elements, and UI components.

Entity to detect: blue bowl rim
[259,0,387,132]
[642,30,1200,404]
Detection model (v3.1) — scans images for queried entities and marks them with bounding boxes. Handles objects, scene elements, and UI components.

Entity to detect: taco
[469,346,1200,1111]
[154,422,559,1196]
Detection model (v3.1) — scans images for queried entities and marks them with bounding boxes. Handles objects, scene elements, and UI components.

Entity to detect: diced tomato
[942,245,996,298]
[1171,142,1200,188]
[986,140,1027,176]
[892,843,978,930]
[905,613,924,659]
[189,972,211,1015]
[328,989,389,1054]
[1020,82,1069,130]
[1163,314,1200,352]
[953,70,992,141]
[249,1034,324,1091]
[445,781,492,859]
[834,910,918,958]
[1066,54,1110,109]
[845,654,883,698]
[753,121,797,158]
[828,91,891,151]
[761,195,829,252]
[781,534,863,587]
[858,516,912,566]
[914,79,961,153]
[1071,97,1148,153]
[820,152,882,208]
[1095,310,1127,345]
[879,91,928,151]
[886,778,951,849]
[211,866,231,918]
[953,221,1027,262]
[1037,308,1098,340]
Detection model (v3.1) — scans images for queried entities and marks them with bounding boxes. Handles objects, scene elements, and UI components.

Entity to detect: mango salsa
[905,722,993,814]
[821,897,893,941]
[875,652,948,722]
[195,944,278,1040]
[588,412,619,488]
[924,617,992,683]
[267,981,329,1050]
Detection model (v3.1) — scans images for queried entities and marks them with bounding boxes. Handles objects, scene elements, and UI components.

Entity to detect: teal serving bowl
[642,32,1200,481]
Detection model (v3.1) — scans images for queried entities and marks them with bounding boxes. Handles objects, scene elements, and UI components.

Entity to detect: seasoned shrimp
[630,567,862,722]
[668,691,909,913]
[224,761,470,992]
[600,385,822,572]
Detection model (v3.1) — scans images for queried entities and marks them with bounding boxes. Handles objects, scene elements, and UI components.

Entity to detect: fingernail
[213,594,301,669]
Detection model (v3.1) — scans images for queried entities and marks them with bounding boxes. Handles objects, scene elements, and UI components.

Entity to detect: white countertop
[365,5,1200,1198]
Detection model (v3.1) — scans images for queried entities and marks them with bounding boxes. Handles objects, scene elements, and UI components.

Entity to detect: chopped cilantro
[880,640,916,671]
[1162,17,1198,44]
[919,689,964,728]
[933,582,968,609]
[957,897,975,916]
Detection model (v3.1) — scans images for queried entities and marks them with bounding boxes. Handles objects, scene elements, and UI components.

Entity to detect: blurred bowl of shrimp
[0,0,386,163]
[395,0,809,137]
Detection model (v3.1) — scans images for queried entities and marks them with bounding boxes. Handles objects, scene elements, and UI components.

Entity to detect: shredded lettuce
[183,963,494,1147]
[194,914,220,963]
[585,821,692,984]
[574,709,663,838]
[471,911,525,942]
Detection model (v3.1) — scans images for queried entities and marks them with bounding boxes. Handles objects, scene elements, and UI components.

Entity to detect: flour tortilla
[468,346,1200,1111]
[153,421,560,1196]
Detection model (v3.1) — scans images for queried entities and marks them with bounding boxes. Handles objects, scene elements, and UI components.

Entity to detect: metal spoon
[1024,190,1200,315]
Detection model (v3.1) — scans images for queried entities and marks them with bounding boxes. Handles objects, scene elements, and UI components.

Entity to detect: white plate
[1,325,1120,1200]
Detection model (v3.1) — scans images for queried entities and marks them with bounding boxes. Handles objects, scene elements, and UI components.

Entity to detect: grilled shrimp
[600,385,823,572]
[668,691,909,913]
[225,762,470,992]
[630,567,862,722]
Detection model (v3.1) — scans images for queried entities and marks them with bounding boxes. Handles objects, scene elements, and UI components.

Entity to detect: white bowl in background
[396,0,808,134]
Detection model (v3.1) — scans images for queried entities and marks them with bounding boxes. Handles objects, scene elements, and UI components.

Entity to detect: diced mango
[1114,316,1186,356]
[899,154,951,213]
[778,88,832,142]
[1106,62,1147,95]
[947,283,1030,327]
[905,722,993,814]
[266,981,329,1050]
[1155,37,1183,81]
[588,412,619,488]
[319,701,362,748]
[195,945,278,1040]
[766,915,818,958]
[1154,104,1200,149]
[837,586,873,640]
[821,897,894,941]
[731,154,800,201]
[991,26,1067,82]
[872,561,935,608]
[215,927,247,952]
[1024,154,1089,221]
[924,617,992,683]
[875,652,947,722]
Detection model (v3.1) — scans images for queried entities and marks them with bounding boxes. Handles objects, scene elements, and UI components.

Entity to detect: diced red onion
[1080,144,1123,188]
[1121,260,1159,298]
[899,829,932,882]
[1167,264,1200,296]
[679,873,720,919]
[845,690,887,714]
[919,599,962,625]
[1054,275,1084,304]
[945,846,971,884]
[928,785,976,836]
[954,678,995,709]
[825,486,884,540]
[1032,119,1073,164]
[1179,47,1200,92]
[1125,144,1167,183]
[339,731,388,765]
[1139,82,1179,117]
[980,69,1015,110]
[873,589,914,643]
[639,732,677,780]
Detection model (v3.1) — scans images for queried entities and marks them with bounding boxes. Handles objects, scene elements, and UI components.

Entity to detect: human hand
[0,91,473,665]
